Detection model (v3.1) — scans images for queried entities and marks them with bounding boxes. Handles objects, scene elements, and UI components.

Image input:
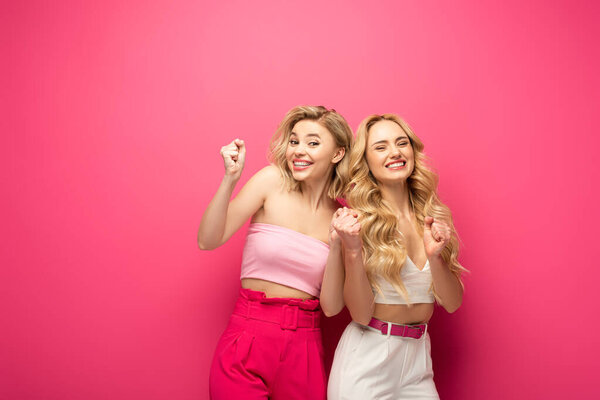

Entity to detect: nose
[294,143,306,156]
[390,146,401,159]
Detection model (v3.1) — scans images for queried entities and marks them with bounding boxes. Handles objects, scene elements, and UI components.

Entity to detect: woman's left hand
[423,216,451,258]
[332,207,362,253]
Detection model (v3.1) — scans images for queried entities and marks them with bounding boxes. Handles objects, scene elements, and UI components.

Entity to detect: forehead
[291,119,331,137]
[367,120,407,145]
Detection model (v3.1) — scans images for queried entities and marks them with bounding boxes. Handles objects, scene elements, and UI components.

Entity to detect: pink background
[3,0,599,399]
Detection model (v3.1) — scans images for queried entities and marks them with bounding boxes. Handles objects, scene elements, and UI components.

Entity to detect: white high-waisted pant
[328,321,439,400]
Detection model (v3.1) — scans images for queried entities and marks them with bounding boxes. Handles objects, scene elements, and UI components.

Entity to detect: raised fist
[423,216,451,258]
[220,139,246,179]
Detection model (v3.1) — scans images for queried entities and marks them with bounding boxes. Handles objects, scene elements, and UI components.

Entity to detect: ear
[331,147,346,164]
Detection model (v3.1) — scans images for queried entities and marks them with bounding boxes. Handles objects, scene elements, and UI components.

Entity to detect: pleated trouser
[209,288,325,400]
[328,321,439,400]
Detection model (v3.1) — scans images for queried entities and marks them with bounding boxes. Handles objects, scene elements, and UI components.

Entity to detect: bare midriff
[373,302,434,325]
[241,278,316,300]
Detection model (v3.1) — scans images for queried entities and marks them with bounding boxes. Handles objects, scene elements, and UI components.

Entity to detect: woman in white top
[325,114,465,399]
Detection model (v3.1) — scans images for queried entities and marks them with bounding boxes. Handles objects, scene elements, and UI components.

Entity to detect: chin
[381,175,409,185]
[289,170,306,181]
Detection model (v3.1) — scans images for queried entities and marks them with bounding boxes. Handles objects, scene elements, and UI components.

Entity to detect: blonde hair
[346,114,465,304]
[269,105,353,199]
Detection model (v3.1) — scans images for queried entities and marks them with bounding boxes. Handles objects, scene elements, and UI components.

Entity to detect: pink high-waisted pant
[209,288,326,400]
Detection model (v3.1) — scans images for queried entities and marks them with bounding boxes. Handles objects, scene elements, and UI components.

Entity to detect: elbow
[197,232,225,250]
[353,315,372,326]
[444,304,460,314]
[442,298,462,314]
[346,300,375,326]
[349,308,373,326]
[197,239,217,251]
[322,305,344,318]
[320,300,344,317]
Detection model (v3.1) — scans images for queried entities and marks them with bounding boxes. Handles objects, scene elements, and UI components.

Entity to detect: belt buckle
[418,324,427,339]
[407,324,425,339]
[380,322,389,335]
[281,305,298,330]
[390,322,411,337]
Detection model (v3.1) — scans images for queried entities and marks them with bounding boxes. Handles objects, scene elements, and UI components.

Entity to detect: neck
[379,180,412,217]
[299,174,333,212]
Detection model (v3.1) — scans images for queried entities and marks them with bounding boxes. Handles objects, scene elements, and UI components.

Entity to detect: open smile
[292,159,313,171]
[385,160,407,169]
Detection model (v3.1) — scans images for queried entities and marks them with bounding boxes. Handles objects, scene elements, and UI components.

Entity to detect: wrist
[344,248,362,259]
[222,173,240,184]
[329,238,342,249]
[428,254,447,268]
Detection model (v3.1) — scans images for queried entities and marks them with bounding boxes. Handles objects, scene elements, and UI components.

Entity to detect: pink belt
[367,318,427,339]
[233,288,321,331]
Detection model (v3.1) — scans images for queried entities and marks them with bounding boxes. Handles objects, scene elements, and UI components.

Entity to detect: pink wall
[3,0,599,398]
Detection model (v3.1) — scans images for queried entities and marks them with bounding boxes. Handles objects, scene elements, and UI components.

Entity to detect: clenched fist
[220,139,246,180]
[331,207,362,252]
[423,216,451,258]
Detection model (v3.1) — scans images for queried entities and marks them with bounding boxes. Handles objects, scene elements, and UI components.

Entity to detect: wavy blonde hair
[346,114,465,304]
[269,105,353,199]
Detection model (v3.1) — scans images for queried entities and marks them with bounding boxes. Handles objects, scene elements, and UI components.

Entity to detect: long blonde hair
[269,105,353,199]
[346,114,465,304]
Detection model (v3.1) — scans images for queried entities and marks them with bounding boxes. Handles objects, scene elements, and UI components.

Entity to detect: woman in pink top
[197,105,353,400]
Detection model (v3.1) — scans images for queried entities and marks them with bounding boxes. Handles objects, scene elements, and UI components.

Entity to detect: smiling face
[365,119,415,185]
[285,119,345,183]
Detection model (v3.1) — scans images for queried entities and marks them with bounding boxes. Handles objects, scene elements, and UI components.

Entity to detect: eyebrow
[370,136,409,147]
[290,132,321,138]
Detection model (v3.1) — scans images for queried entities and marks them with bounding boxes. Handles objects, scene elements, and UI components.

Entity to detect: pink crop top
[240,223,330,297]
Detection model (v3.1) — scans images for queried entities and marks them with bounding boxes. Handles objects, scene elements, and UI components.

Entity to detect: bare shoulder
[253,165,283,184]
[240,165,284,198]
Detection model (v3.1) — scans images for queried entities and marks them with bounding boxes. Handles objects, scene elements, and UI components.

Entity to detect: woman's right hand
[220,139,246,179]
[329,208,343,245]
[331,207,362,252]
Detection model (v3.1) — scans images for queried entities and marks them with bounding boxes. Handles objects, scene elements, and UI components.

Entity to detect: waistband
[233,288,321,330]
[367,317,427,339]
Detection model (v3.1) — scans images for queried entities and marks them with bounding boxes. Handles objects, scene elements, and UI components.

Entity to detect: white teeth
[387,162,405,168]
[294,161,311,166]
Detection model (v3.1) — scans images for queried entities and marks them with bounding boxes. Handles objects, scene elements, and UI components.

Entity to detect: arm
[333,209,375,325]
[343,248,375,325]
[424,217,463,313]
[320,209,346,317]
[197,139,276,250]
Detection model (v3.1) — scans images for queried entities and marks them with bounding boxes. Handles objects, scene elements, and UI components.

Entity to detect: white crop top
[372,256,435,305]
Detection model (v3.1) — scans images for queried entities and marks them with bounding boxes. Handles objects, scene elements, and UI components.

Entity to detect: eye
[289,139,299,145]
[308,141,320,146]
[375,146,386,151]
[397,141,409,147]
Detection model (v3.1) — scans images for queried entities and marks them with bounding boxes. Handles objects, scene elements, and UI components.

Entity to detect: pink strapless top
[240,223,330,297]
